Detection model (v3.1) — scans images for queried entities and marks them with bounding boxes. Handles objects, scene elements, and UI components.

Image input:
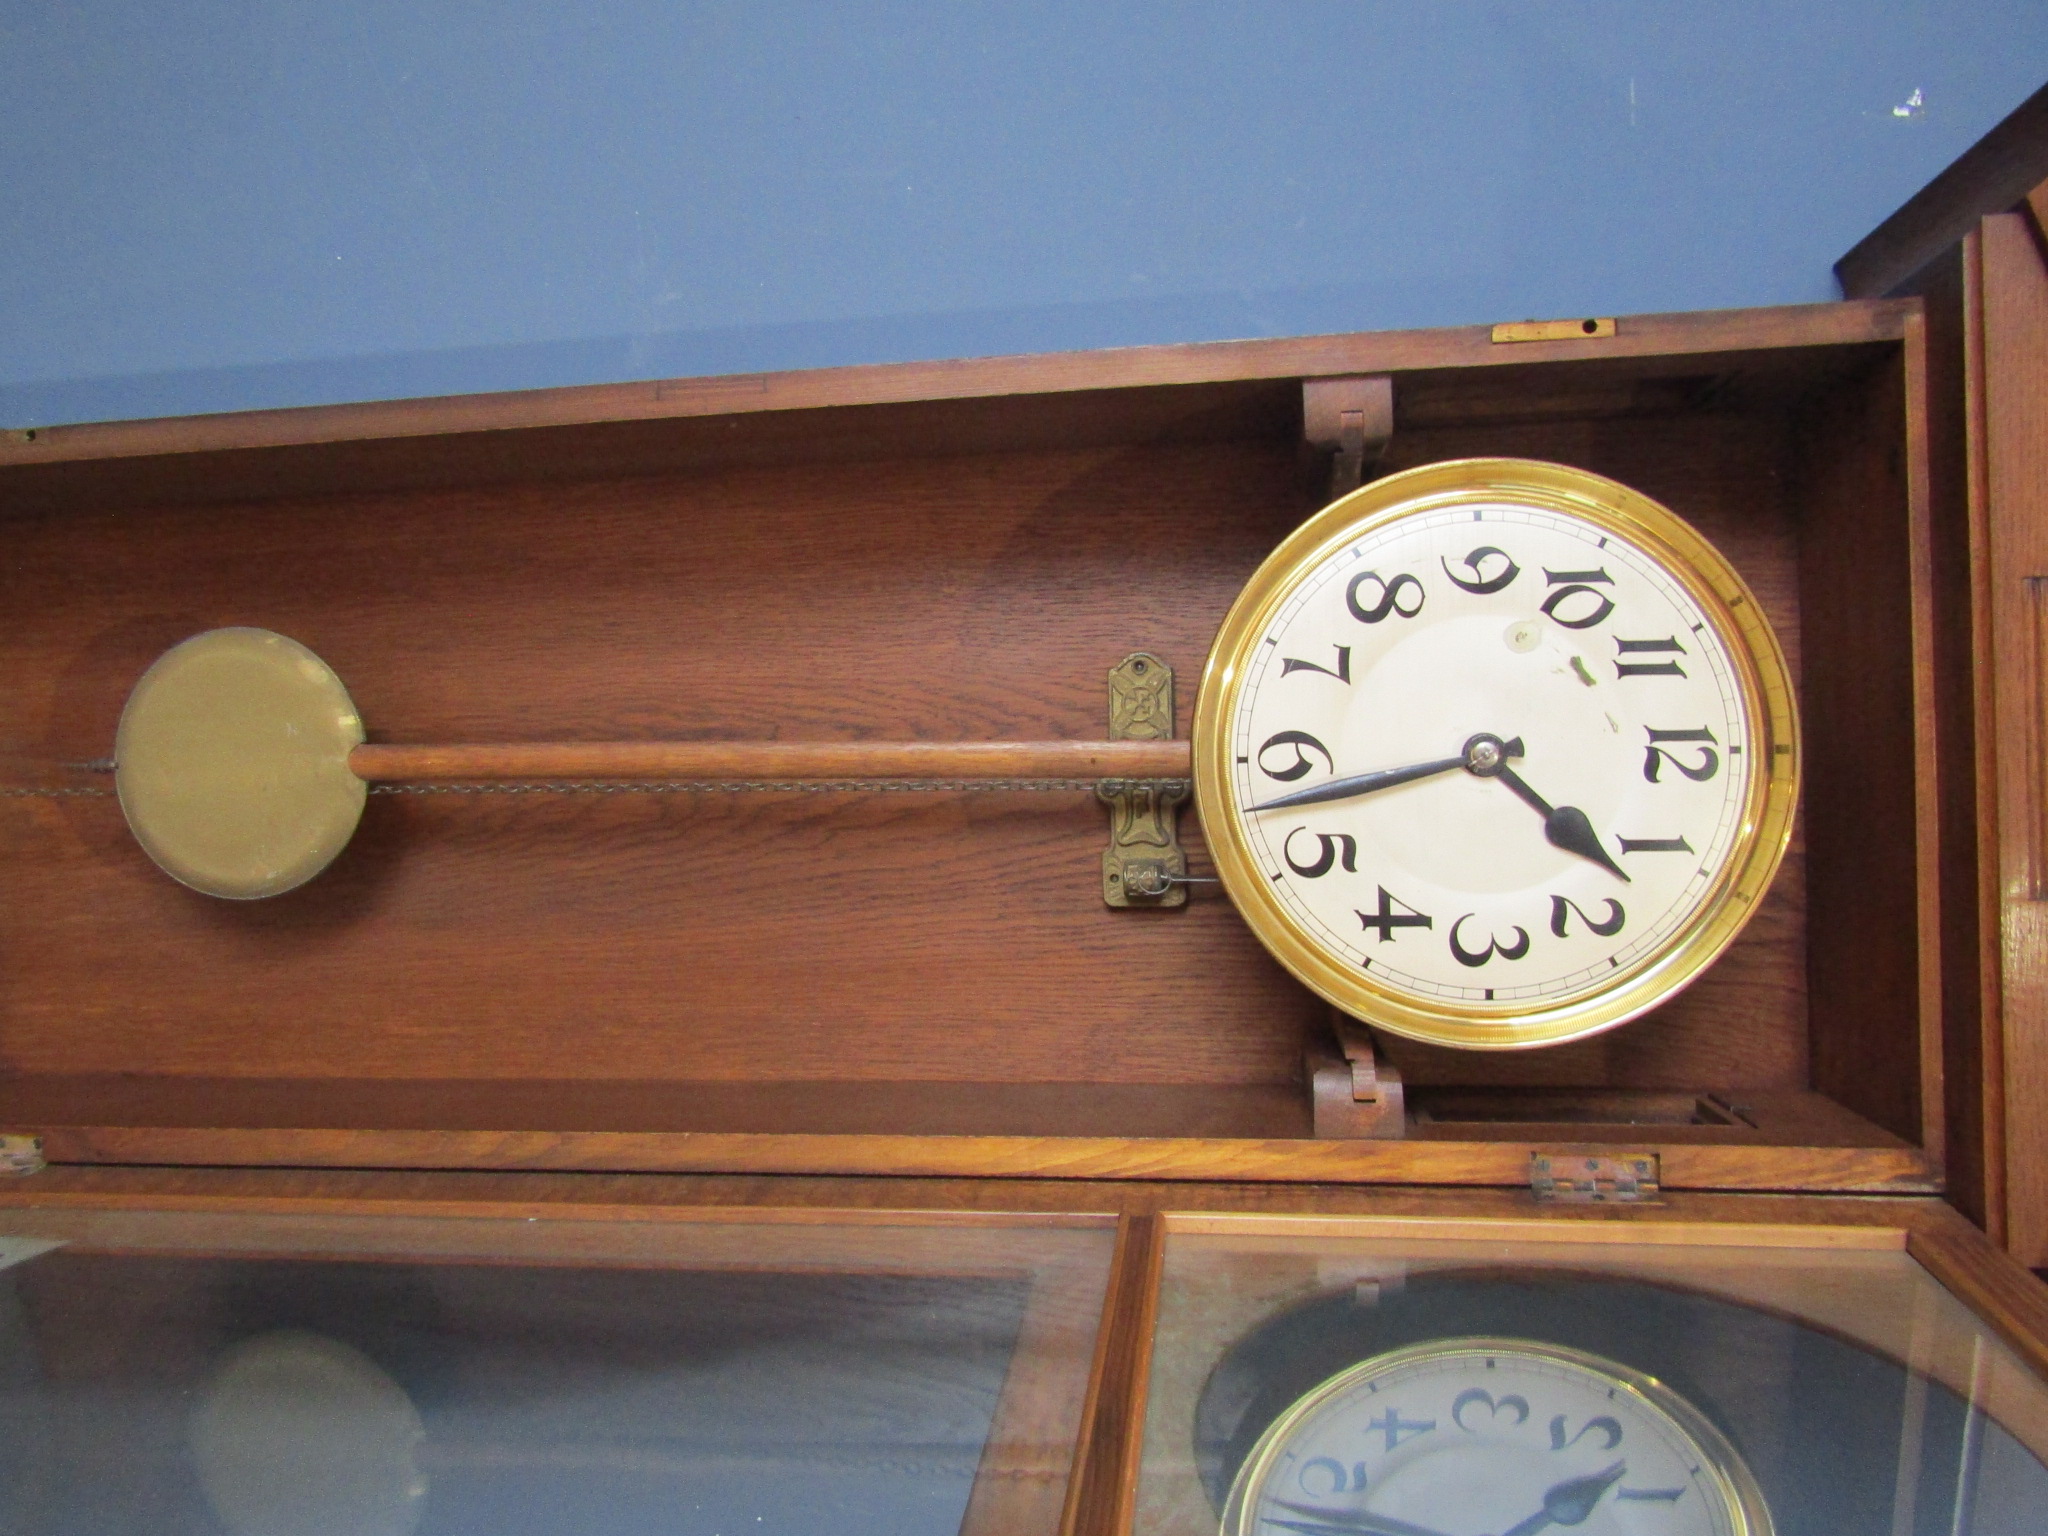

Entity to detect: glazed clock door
[1135,1215,2048,1536]
[0,1207,1114,1536]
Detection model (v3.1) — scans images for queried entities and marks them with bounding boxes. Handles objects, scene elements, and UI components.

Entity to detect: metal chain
[2,787,113,798]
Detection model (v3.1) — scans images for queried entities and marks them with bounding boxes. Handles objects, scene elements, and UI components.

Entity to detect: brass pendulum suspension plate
[115,628,367,899]
[1099,651,1190,907]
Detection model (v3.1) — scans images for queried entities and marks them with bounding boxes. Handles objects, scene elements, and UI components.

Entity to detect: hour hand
[1488,763,1630,883]
[1496,1461,1627,1536]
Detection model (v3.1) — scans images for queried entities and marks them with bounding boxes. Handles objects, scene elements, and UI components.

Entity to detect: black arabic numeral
[1297,1457,1367,1497]
[1367,1410,1436,1451]
[1550,895,1626,937]
[1441,545,1520,595]
[1283,829,1358,878]
[1540,567,1616,629]
[1449,914,1531,967]
[1280,644,1352,683]
[1346,570,1426,624]
[1615,636,1687,678]
[1549,1414,1624,1452]
[1451,1389,1530,1431]
[1357,886,1432,943]
[1255,730,1333,782]
[1643,726,1720,782]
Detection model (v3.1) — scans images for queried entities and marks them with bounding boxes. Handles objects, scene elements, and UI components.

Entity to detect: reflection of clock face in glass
[1222,1338,1771,1536]
[1194,460,1798,1049]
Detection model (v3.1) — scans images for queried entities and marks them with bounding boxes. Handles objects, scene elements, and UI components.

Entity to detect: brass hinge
[1099,652,1191,907]
[1530,1151,1660,1203]
[0,1136,46,1178]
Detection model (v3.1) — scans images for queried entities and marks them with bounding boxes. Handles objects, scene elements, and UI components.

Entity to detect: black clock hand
[1493,1461,1627,1536]
[1246,734,1523,814]
[1269,1501,1460,1536]
[1487,762,1630,883]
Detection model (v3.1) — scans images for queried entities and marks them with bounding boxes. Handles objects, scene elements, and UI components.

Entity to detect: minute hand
[1492,763,1630,883]
[1245,755,1468,813]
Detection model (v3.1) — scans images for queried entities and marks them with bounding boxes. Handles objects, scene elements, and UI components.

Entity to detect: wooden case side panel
[1895,241,1999,1230]
[1978,210,2048,1268]
[1794,351,1928,1145]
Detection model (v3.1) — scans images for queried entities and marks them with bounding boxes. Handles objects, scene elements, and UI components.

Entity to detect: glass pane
[1137,1219,2048,1536]
[0,1208,1113,1536]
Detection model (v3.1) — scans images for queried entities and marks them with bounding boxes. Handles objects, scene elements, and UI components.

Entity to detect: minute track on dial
[1244,733,1524,813]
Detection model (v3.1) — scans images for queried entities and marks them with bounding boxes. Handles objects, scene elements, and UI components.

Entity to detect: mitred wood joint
[1302,374,1394,499]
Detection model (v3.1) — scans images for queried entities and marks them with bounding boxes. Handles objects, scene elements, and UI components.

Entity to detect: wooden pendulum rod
[347,738,1191,784]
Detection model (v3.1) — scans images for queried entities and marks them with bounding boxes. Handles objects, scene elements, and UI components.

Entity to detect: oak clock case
[1193,459,1799,1051]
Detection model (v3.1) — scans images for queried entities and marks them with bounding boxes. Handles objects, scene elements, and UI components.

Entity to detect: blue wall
[4,3,2046,427]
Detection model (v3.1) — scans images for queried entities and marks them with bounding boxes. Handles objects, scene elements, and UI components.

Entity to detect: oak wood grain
[1894,239,1999,1232]
[1979,212,2048,1267]
[0,439,1321,1088]
[0,1164,1966,1225]
[0,303,1911,475]
[11,1123,1938,1192]
[1795,350,1930,1144]
[1060,1212,1163,1536]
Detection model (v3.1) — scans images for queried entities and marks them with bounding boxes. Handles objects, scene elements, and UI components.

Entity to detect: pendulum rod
[346,738,1191,784]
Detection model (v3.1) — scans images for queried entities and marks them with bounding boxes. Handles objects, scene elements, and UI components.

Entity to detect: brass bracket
[1303,375,1395,500]
[1099,652,1190,908]
[1308,1014,1407,1138]
[0,1136,45,1178]
[1530,1151,1661,1203]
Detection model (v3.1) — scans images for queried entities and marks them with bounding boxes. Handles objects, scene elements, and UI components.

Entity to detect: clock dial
[1194,460,1798,1049]
[1221,1339,1771,1536]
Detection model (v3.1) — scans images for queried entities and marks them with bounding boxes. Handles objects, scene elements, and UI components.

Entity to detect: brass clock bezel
[1218,1336,1775,1536]
[1192,458,1799,1050]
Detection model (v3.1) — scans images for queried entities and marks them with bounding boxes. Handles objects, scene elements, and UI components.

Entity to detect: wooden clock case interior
[0,298,1953,1198]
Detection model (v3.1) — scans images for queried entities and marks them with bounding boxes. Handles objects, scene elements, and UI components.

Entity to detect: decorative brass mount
[1098,652,1191,908]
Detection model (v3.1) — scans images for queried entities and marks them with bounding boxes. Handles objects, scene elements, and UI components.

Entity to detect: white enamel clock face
[1194,460,1798,1050]
[1221,1339,1772,1536]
